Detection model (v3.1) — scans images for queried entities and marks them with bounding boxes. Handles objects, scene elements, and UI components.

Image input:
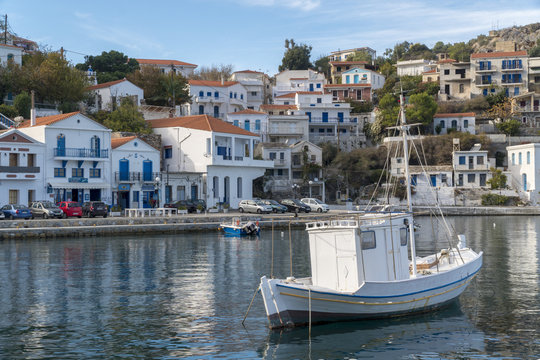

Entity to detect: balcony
[501,65,523,72]
[515,105,540,113]
[0,166,40,173]
[476,65,496,72]
[476,79,497,87]
[309,116,352,123]
[194,112,225,119]
[500,80,525,86]
[454,164,489,171]
[272,158,287,166]
[194,95,226,103]
[115,171,161,183]
[54,148,109,159]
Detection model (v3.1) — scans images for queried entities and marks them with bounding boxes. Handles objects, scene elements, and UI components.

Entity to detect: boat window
[361,231,376,250]
[400,228,408,246]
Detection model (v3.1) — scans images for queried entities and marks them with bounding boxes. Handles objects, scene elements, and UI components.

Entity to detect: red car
[57,201,83,218]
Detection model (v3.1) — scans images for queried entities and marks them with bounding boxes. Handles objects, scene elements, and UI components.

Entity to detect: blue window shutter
[143,160,152,181]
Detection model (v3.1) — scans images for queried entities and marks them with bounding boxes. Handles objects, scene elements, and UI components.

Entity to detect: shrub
[481,193,508,206]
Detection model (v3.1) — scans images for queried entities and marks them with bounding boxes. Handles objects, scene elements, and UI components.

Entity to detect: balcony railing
[115,171,160,182]
[0,166,40,173]
[309,116,352,123]
[54,148,109,158]
[273,158,286,166]
[476,65,496,72]
[516,105,540,112]
[476,79,497,86]
[195,112,225,119]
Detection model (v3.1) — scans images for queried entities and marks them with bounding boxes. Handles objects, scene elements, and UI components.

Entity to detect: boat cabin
[306,213,411,292]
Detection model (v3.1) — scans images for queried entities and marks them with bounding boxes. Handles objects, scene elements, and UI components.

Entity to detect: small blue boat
[220,218,260,236]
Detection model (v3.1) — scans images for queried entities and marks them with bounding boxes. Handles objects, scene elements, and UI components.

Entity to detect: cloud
[237,0,321,11]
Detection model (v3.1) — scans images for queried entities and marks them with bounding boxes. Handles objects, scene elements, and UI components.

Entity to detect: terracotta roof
[259,104,297,111]
[471,50,528,59]
[0,43,22,49]
[275,93,296,98]
[135,58,197,67]
[422,69,438,74]
[111,136,137,149]
[434,112,475,118]
[147,115,258,136]
[228,109,266,115]
[234,70,263,74]
[297,91,323,95]
[324,83,371,88]
[330,61,367,65]
[188,80,239,87]
[18,112,80,128]
[87,78,128,91]
[438,59,457,64]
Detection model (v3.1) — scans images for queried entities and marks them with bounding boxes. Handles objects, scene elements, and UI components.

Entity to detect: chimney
[30,90,36,126]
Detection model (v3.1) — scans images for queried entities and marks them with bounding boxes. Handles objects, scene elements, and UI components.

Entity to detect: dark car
[280,199,311,213]
[82,201,108,218]
[260,199,287,213]
[1,204,32,220]
[57,201,83,218]
[30,201,64,219]
[164,199,206,213]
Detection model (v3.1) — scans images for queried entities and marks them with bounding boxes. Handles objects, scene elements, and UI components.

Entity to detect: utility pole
[3,15,7,44]
[60,47,64,60]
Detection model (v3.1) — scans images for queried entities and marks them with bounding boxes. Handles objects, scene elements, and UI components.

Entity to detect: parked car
[82,201,108,218]
[30,201,64,219]
[57,201,83,218]
[238,199,273,214]
[1,204,32,220]
[260,199,287,213]
[300,198,330,213]
[0,211,4,220]
[280,199,311,213]
[164,199,206,213]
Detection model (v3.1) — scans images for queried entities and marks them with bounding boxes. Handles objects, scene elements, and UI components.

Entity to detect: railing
[234,156,244,161]
[515,105,540,112]
[309,116,351,123]
[501,80,525,85]
[195,112,225,119]
[476,65,496,72]
[115,171,161,182]
[273,159,286,166]
[476,79,497,86]
[0,166,40,173]
[194,95,226,103]
[0,112,14,129]
[54,148,109,158]
[501,65,523,71]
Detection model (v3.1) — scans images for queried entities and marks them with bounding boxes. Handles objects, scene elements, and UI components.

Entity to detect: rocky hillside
[470,23,540,52]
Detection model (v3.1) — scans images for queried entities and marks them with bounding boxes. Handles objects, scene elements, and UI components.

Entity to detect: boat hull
[260,251,482,329]
[221,225,260,236]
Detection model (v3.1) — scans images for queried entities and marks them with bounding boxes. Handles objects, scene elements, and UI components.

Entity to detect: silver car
[30,201,64,219]
[238,200,273,214]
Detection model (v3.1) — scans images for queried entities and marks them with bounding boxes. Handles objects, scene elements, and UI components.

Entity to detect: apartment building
[188,80,247,120]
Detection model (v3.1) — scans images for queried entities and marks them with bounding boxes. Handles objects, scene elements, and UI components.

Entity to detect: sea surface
[0,215,538,359]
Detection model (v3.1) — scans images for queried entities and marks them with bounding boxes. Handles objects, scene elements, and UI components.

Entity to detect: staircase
[0,112,15,129]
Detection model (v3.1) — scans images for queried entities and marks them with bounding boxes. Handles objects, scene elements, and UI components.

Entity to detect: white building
[188,80,247,120]
[0,43,23,66]
[18,112,112,205]
[135,58,197,78]
[453,144,492,188]
[226,109,269,141]
[230,70,271,109]
[396,59,435,77]
[257,142,292,194]
[433,113,476,135]
[148,115,273,208]
[507,143,540,202]
[111,136,161,209]
[87,78,144,112]
[259,104,309,144]
[0,129,44,205]
[329,47,376,62]
[341,68,385,90]
[273,69,326,98]
[290,140,324,201]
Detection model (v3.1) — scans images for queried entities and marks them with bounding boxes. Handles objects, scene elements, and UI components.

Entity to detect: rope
[271,218,274,278]
[289,221,293,277]
[241,285,260,326]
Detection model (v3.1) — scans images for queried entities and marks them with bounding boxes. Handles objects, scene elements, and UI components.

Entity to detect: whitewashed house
[230,70,271,109]
[433,113,476,135]
[0,129,44,205]
[226,109,269,141]
[18,112,112,205]
[148,115,273,208]
[135,58,197,78]
[396,59,435,76]
[273,69,326,98]
[111,136,161,209]
[87,78,144,112]
[188,80,247,120]
[290,140,324,201]
[506,143,540,202]
[341,68,385,90]
[0,43,23,66]
[256,143,292,194]
[453,144,492,188]
[259,104,309,144]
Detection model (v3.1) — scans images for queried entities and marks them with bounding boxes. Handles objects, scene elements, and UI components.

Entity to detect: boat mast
[399,92,418,277]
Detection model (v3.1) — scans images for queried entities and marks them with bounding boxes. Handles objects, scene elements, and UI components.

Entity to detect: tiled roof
[111,136,137,149]
[297,91,323,95]
[324,83,371,88]
[18,112,80,128]
[234,70,263,74]
[0,43,22,49]
[228,109,266,115]
[87,78,128,91]
[423,69,438,74]
[471,50,528,59]
[275,93,296,98]
[147,114,258,136]
[438,59,457,64]
[259,104,298,111]
[188,80,239,87]
[135,58,197,67]
[434,112,475,118]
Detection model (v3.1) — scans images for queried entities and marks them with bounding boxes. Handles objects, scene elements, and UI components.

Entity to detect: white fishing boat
[259,93,483,329]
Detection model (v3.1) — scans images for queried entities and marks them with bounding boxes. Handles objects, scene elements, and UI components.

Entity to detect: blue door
[143,160,152,181]
[306,112,311,122]
[430,175,437,187]
[523,173,527,191]
[191,185,198,200]
[213,106,219,118]
[119,159,129,181]
[322,112,328,123]
[309,83,314,91]
[337,112,344,122]
[57,135,65,156]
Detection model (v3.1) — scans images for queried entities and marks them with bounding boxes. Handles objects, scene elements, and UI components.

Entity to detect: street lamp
[154,176,161,208]
[309,180,313,198]
[292,183,300,199]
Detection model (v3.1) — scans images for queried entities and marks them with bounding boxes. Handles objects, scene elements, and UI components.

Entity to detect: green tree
[313,55,330,79]
[344,99,374,113]
[128,66,191,106]
[0,104,17,119]
[432,41,450,54]
[103,98,151,134]
[13,91,31,118]
[189,64,234,81]
[447,42,472,62]
[75,50,139,84]
[495,119,521,136]
[279,38,313,71]
[346,51,372,63]
[487,167,507,189]
[406,92,438,125]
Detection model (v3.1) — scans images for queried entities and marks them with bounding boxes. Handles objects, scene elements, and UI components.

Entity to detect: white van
[300,198,329,213]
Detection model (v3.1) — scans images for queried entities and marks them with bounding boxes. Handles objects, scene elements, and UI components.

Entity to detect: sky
[1,0,540,75]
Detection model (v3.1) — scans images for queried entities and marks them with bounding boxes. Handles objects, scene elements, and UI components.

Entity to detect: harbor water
[0,216,539,359]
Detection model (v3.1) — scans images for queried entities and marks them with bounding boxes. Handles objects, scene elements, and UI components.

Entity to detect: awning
[49,182,111,190]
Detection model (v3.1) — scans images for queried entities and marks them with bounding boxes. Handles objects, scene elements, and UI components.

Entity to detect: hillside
[469,23,540,52]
